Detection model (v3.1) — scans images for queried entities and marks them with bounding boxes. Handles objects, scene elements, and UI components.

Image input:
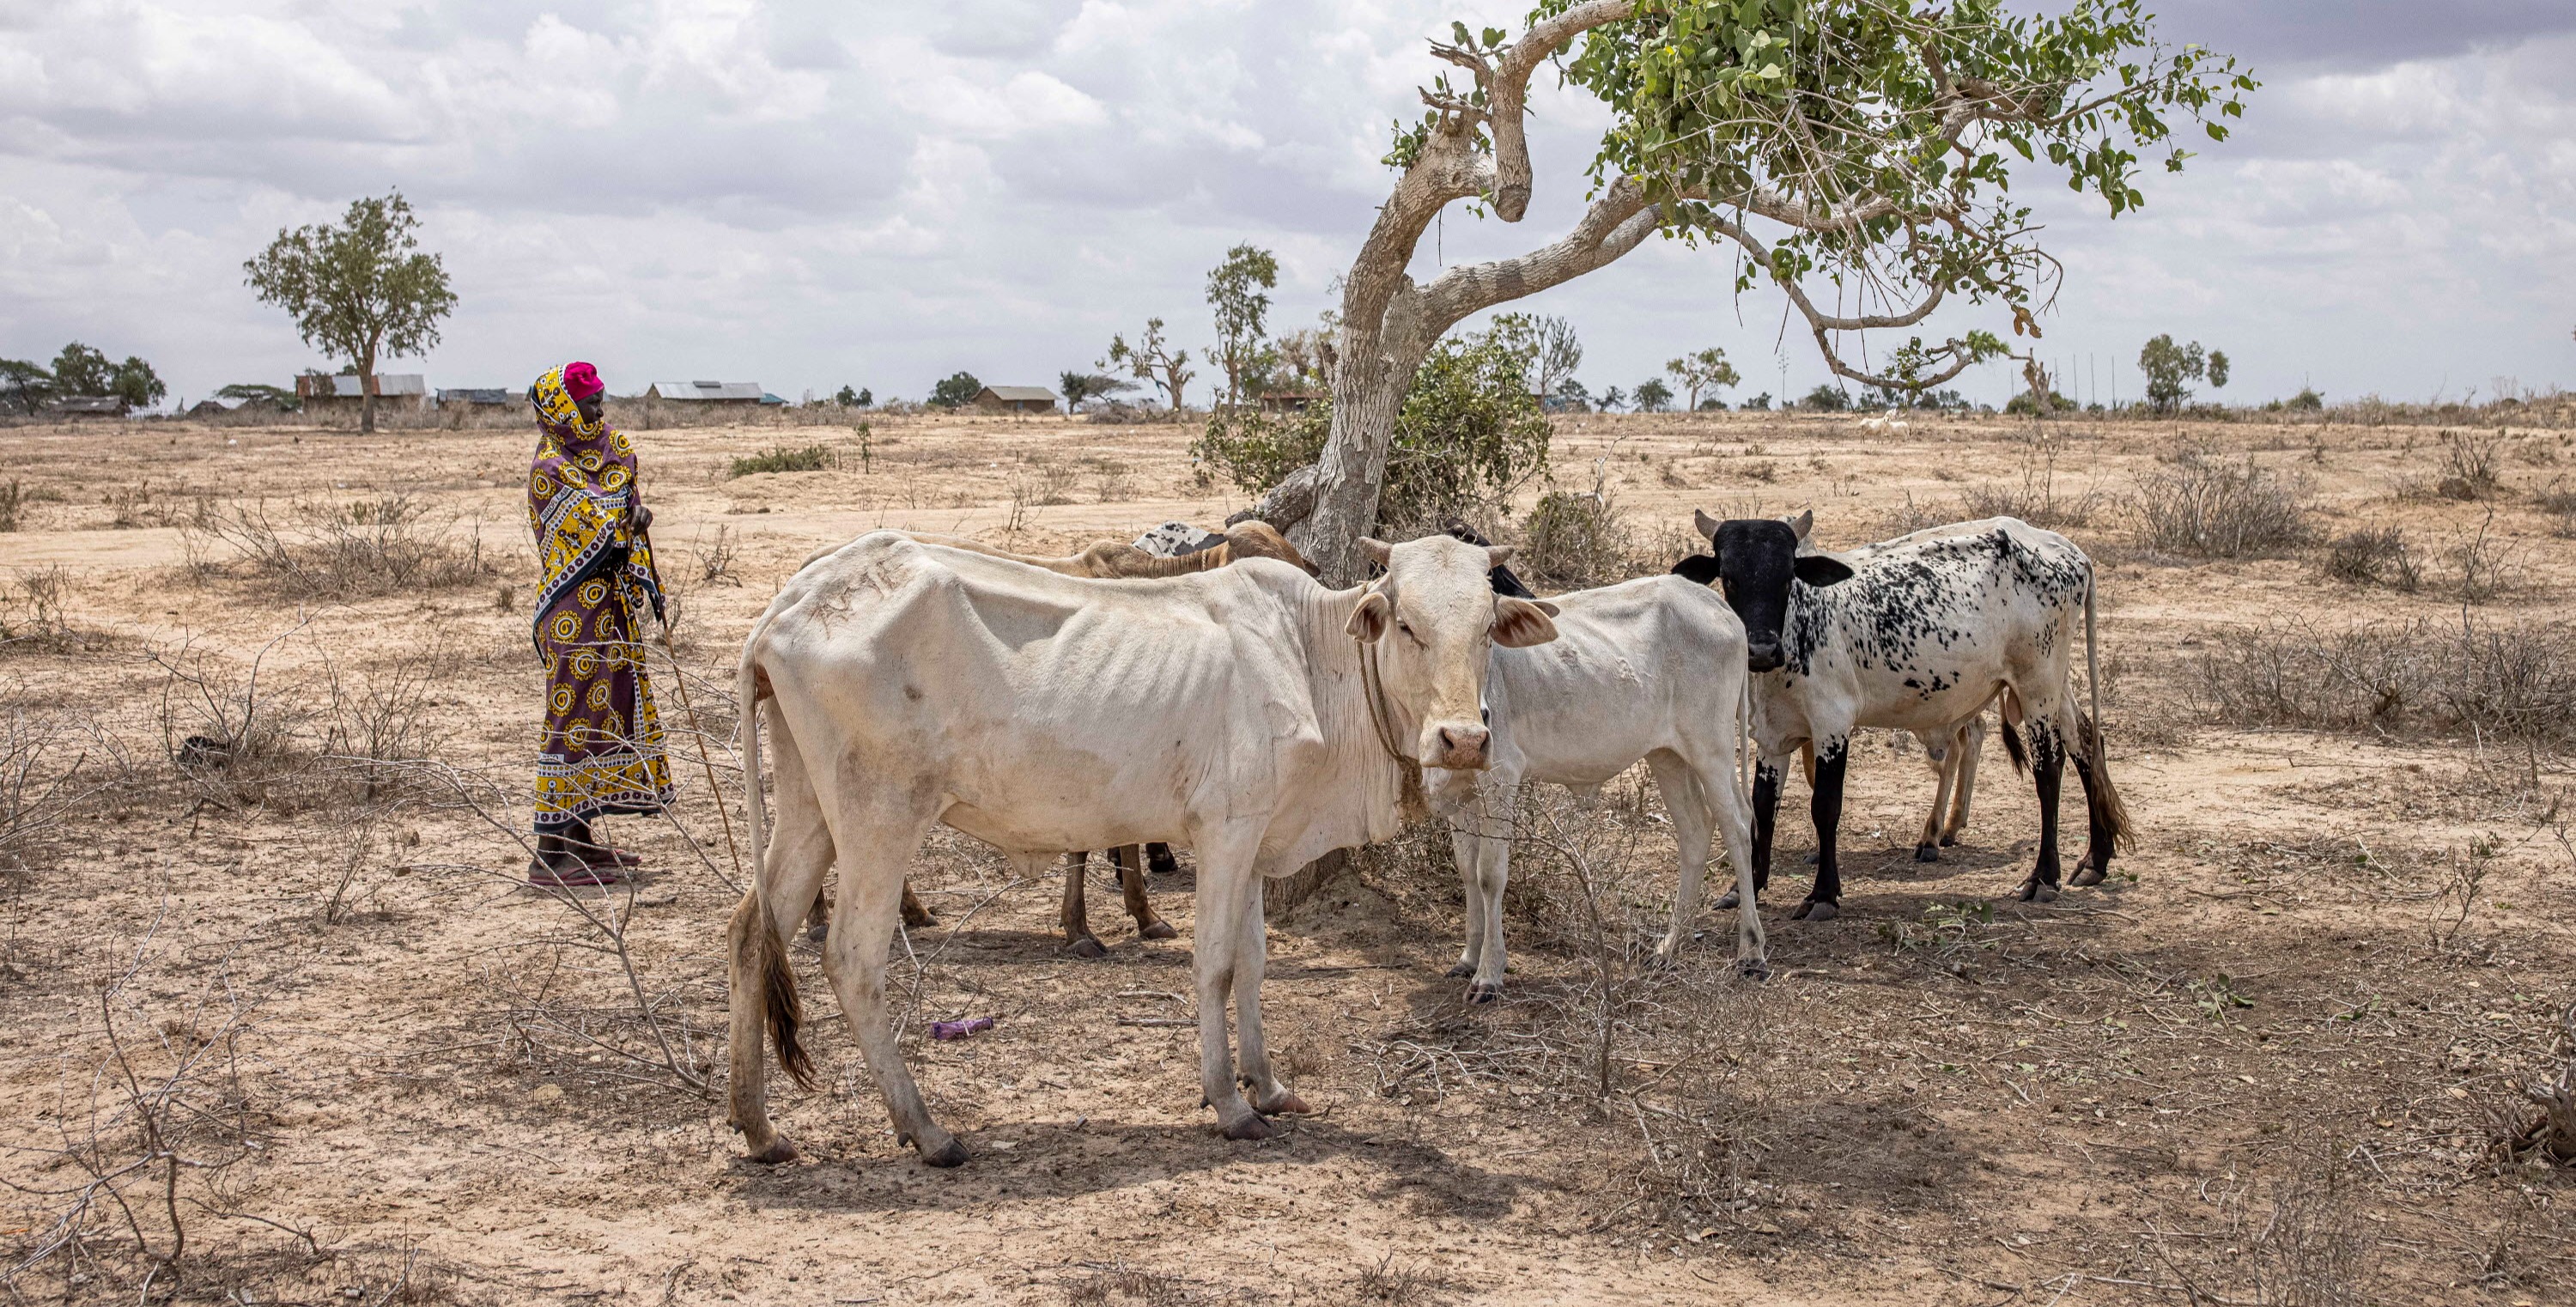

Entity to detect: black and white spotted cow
[1674,511,2129,918]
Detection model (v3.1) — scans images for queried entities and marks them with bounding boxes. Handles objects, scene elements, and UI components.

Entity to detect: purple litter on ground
[930,1017,996,1041]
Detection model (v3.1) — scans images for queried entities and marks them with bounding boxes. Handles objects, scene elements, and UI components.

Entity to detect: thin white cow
[1431,573,1767,1000]
[725,532,1559,1164]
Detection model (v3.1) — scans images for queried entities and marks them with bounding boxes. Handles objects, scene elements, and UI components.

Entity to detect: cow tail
[2081,568,2133,852]
[733,641,815,1091]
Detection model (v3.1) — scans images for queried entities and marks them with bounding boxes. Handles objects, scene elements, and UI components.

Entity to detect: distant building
[646,380,763,405]
[437,387,518,408]
[1258,389,1325,414]
[46,396,129,419]
[974,385,1059,414]
[295,373,428,413]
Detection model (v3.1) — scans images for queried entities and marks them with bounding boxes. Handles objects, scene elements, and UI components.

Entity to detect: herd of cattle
[719,508,2125,1165]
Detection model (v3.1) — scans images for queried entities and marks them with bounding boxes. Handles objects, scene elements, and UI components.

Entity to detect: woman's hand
[627,503,653,533]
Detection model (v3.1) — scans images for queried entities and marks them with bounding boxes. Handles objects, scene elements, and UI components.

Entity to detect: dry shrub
[1958,430,2099,528]
[184,496,490,599]
[2318,526,2421,591]
[2188,616,2576,748]
[2489,1000,2576,1170]
[0,567,111,655]
[1517,489,1635,590]
[2170,1153,2378,1307]
[2436,429,2507,501]
[2443,512,2521,604]
[2537,478,2576,538]
[149,631,457,814]
[2133,447,2311,556]
[0,479,23,532]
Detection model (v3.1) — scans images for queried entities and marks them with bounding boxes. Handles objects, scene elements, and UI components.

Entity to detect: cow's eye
[1395,620,1418,641]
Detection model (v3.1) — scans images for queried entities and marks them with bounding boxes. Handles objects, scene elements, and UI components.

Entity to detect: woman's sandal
[527,857,629,888]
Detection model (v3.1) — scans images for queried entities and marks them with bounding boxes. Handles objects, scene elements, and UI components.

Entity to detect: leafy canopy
[1540,0,2256,388]
[1206,245,1281,406]
[1197,320,1552,532]
[2138,332,2225,410]
[46,342,164,406]
[243,191,455,374]
[928,372,984,408]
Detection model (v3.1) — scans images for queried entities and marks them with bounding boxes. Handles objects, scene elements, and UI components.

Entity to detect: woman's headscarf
[527,364,663,649]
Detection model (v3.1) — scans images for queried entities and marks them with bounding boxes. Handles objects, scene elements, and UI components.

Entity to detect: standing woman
[525,362,674,885]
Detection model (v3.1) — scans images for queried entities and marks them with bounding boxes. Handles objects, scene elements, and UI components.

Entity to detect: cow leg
[1230,873,1309,1118]
[1145,842,1182,877]
[1116,845,1177,939]
[1061,852,1106,957]
[2018,717,2067,903]
[1943,714,1986,847]
[1189,828,1270,1140]
[1915,730,1956,862]
[1795,735,1850,921]
[1437,770,1512,1000]
[817,813,963,1167]
[1648,751,1714,967]
[901,882,937,927]
[1718,756,1785,911]
[726,706,841,1164]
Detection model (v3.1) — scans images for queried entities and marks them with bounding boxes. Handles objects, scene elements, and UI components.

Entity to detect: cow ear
[1492,596,1559,647]
[1789,508,1814,541]
[1346,589,1392,643]
[1358,537,1394,568]
[1484,544,1516,570]
[1672,554,1722,587]
[1692,508,1722,541]
[1794,554,1855,587]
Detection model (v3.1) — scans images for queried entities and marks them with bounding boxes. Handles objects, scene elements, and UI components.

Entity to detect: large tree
[1206,244,1281,407]
[243,191,455,433]
[1240,0,2252,582]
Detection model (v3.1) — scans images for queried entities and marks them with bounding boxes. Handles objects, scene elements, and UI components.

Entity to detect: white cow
[725,532,1558,1164]
[1432,574,1766,999]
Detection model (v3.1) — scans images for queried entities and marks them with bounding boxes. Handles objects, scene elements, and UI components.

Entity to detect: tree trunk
[358,350,377,435]
[1293,319,1427,586]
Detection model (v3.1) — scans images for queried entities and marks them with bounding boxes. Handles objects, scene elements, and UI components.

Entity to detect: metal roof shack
[295,374,429,412]
[646,380,763,404]
[1258,388,1325,413]
[46,396,130,419]
[974,385,1058,414]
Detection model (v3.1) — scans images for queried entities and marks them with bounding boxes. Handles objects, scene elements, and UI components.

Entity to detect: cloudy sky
[2,0,2571,410]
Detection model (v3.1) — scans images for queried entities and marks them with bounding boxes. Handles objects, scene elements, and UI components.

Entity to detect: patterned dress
[526,366,673,836]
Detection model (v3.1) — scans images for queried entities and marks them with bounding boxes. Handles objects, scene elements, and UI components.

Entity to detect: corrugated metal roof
[647,380,763,402]
[980,386,1059,403]
[301,374,425,398]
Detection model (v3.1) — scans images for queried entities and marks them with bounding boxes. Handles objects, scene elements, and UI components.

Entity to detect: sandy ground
[0,408,2571,1305]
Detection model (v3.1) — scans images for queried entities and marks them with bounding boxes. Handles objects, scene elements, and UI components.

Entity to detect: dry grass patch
[2188,615,2576,747]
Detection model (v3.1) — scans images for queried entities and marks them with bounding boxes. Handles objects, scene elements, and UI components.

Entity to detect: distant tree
[1802,384,1851,412]
[216,382,300,410]
[47,342,163,408]
[2287,386,2323,411]
[1104,319,1194,416]
[1206,245,1280,407]
[1596,384,1628,411]
[1272,328,1337,391]
[928,372,984,409]
[1633,378,1674,412]
[1666,348,1741,410]
[243,191,454,433]
[1697,396,1727,411]
[834,385,872,408]
[2138,334,2226,411]
[1548,377,1593,411]
[1060,370,1137,409]
[1741,392,1771,410]
[0,359,53,415]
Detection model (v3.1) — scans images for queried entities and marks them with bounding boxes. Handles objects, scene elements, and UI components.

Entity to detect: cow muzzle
[1425,721,1492,770]
[1745,640,1783,673]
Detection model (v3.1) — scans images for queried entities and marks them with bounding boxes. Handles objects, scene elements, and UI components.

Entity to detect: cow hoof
[1803,851,1820,866]
[1256,1091,1312,1116]
[1793,898,1838,922]
[2069,866,2106,888]
[1737,957,1771,982]
[1715,890,1741,910]
[1939,834,1960,848]
[902,910,939,928]
[1446,961,1476,979]
[1222,1114,1273,1142]
[1066,936,1107,958]
[746,1139,798,1165]
[1466,980,1503,1004]
[1139,921,1178,940]
[2018,878,2058,903]
[1914,843,1941,864]
[920,1138,970,1169]
[804,921,828,944]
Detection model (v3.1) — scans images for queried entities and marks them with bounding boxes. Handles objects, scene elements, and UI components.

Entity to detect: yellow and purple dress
[526,366,673,836]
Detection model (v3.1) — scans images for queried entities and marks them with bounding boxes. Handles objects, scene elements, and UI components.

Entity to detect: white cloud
[0,1,2568,410]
